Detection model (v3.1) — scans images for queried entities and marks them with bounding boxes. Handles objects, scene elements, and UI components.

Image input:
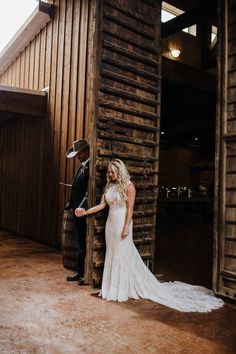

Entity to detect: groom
[65,139,90,284]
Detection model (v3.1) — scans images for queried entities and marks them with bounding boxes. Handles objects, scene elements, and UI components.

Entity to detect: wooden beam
[162,57,216,94]
[0,85,47,118]
[198,20,216,69]
[161,0,217,38]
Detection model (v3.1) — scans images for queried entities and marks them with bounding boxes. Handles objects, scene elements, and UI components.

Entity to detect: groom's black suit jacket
[64,161,89,276]
[65,162,89,211]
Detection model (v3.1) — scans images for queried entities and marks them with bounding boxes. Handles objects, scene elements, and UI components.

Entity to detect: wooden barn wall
[214,0,236,299]
[87,0,161,285]
[0,0,92,247]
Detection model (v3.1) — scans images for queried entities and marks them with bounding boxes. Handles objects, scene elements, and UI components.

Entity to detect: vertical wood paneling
[19,52,25,87]
[0,116,44,239]
[66,0,81,190]
[50,0,66,246]
[15,56,20,87]
[24,46,30,88]
[29,40,35,89]
[0,0,91,248]
[34,34,41,89]
[11,61,16,87]
[45,0,60,245]
[44,23,52,88]
[76,0,89,138]
[39,27,46,89]
[58,0,73,244]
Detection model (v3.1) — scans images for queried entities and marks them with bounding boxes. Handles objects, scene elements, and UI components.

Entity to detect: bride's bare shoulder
[127,182,135,191]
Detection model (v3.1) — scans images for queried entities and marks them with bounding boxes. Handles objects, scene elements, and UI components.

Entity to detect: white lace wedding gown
[100,183,224,312]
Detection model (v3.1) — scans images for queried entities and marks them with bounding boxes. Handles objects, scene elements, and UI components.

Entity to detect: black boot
[66,273,83,282]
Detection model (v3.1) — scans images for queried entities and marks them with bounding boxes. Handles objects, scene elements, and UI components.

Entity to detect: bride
[75,159,224,312]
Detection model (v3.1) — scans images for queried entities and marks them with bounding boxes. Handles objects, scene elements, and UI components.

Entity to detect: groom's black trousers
[73,214,87,277]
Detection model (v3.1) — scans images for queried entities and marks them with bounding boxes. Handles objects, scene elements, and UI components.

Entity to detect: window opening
[161,2,197,37]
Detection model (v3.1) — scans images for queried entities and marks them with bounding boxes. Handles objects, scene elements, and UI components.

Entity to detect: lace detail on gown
[100,183,224,312]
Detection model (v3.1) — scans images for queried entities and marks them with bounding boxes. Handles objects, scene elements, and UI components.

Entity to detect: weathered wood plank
[76,0,89,139]
[103,0,156,27]
[19,52,25,88]
[100,84,159,107]
[39,27,46,89]
[98,130,158,147]
[28,39,35,89]
[57,0,73,248]
[97,148,158,162]
[33,34,41,89]
[98,114,158,132]
[102,6,154,40]
[102,28,158,55]
[102,54,160,82]
[99,100,159,120]
[101,68,159,94]
[66,0,81,188]
[102,39,158,67]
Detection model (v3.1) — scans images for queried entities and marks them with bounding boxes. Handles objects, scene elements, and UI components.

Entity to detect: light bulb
[170,49,181,58]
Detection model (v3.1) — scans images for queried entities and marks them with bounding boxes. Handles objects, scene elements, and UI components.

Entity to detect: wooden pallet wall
[214,0,236,300]
[87,0,162,286]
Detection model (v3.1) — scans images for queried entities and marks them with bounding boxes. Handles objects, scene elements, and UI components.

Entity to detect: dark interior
[155,0,217,288]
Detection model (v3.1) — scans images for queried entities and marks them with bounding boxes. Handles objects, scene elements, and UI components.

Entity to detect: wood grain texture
[0,0,91,248]
[0,0,162,288]
[87,0,161,286]
[214,0,236,300]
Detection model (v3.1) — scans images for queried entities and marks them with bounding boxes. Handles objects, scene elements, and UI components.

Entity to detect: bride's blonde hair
[104,159,130,199]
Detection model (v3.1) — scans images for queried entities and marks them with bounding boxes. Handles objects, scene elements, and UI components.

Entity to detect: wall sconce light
[170,49,181,58]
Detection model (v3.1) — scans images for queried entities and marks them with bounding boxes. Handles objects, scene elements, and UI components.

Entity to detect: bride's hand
[75,208,85,217]
[121,225,129,239]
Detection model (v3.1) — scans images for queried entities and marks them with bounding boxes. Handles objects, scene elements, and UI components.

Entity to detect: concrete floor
[0,231,236,354]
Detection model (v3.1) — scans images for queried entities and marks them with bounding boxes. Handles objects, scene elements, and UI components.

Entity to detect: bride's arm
[121,183,136,239]
[75,201,107,217]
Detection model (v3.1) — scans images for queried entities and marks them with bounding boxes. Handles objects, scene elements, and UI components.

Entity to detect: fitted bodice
[104,184,127,209]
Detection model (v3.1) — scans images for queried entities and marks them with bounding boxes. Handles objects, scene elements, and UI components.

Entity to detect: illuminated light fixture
[170,49,181,58]
[161,131,165,135]
[194,137,198,141]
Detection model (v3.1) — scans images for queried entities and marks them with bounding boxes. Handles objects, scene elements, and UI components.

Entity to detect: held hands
[75,208,86,217]
[121,225,129,239]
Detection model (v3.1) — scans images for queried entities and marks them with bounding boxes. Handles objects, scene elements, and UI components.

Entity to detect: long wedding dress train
[100,183,224,312]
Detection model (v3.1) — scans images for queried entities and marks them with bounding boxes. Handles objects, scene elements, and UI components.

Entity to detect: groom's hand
[75,208,85,217]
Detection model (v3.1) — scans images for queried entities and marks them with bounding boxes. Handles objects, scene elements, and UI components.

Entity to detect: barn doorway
[155,76,216,288]
[155,0,217,288]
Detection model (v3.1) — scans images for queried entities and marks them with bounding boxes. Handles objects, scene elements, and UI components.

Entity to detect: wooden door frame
[213,0,226,295]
